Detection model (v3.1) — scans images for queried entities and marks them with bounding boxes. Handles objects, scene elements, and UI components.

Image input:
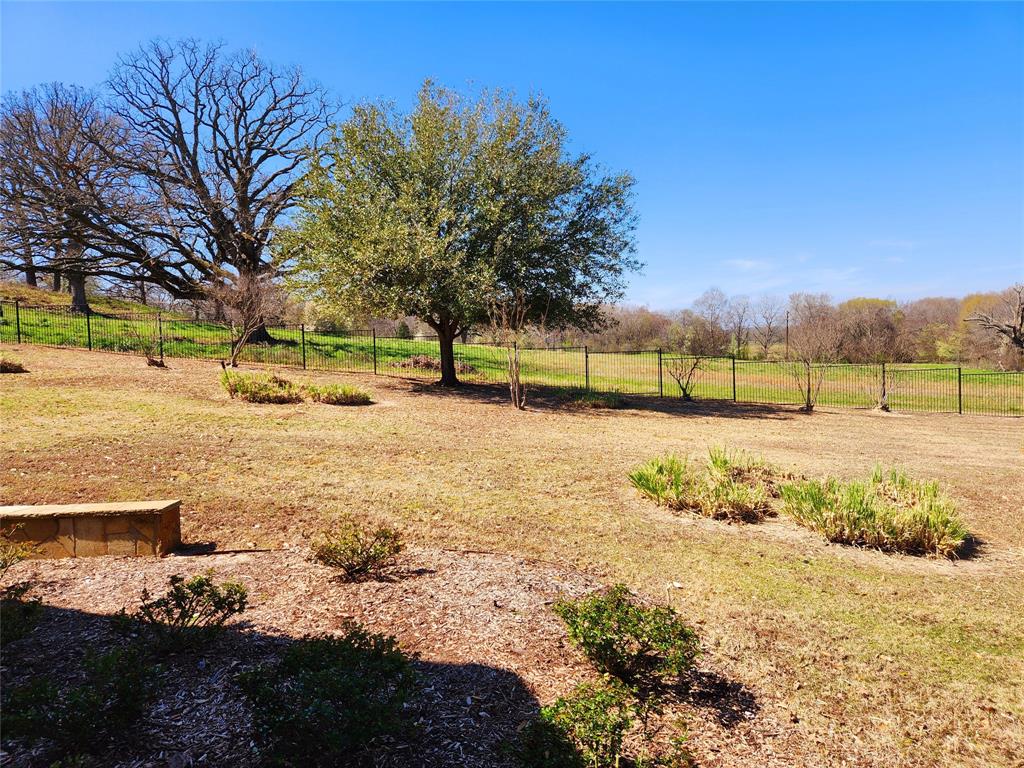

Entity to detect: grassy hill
[0,280,161,315]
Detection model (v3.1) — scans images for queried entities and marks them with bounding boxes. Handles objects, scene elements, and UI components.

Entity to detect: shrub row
[2,565,412,767]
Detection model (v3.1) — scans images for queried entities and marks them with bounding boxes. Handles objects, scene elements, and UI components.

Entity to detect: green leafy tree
[286,81,639,385]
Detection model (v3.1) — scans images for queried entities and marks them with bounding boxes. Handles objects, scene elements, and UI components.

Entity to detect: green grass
[2,299,1020,414]
[780,466,970,558]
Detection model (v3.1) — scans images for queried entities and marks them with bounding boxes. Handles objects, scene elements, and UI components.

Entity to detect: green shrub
[519,681,634,768]
[0,582,42,646]
[302,383,372,405]
[553,585,699,688]
[220,370,302,403]
[569,390,627,410]
[310,517,403,580]
[239,625,414,767]
[2,645,156,757]
[781,465,969,558]
[122,573,247,649]
[0,352,27,373]
[628,448,776,523]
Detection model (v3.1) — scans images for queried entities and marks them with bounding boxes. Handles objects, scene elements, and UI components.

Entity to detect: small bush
[569,390,627,410]
[220,370,302,403]
[629,448,777,523]
[122,573,247,649]
[2,645,156,757]
[302,383,372,405]
[519,680,634,768]
[553,585,699,688]
[239,625,414,767]
[310,517,403,581]
[781,466,969,558]
[0,583,42,646]
[392,354,477,374]
[0,352,27,373]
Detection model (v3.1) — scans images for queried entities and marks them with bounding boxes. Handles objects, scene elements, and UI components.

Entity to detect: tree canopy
[285,82,639,385]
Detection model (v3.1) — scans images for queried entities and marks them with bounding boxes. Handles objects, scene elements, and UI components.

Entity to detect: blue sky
[2,1,1022,309]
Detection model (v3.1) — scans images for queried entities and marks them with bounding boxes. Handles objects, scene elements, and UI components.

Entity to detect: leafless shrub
[664,355,704,401]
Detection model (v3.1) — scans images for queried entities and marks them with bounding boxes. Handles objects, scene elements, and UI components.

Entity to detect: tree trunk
[24,266,37,287]
[52,270,62,292]
[246,322,275,345]
[437,327,460,386]
[67,271,90,314]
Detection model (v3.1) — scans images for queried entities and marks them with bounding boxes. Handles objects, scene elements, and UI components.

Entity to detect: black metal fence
[1,300,1021,416]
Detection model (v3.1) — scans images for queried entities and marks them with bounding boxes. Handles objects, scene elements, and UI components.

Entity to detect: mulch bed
[1,547,794,767]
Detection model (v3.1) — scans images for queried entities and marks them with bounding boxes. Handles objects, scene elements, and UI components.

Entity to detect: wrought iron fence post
[957,367,962,414]
[158,313,164,362]
[15,300,21,344]
[584,345,590,391]
[881,362,887,410]
[86,311,92,351]
[731,355,737,401]
[301,324,307,369]
[658,348,663,397]
[372,328,378,375]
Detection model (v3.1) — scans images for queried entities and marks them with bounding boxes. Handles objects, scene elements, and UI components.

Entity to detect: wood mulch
[1,546,798,767]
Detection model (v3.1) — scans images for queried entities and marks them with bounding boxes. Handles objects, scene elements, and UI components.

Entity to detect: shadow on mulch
[0,603,541,768]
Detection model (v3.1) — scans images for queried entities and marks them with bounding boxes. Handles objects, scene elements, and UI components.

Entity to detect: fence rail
[1,300,1021,416]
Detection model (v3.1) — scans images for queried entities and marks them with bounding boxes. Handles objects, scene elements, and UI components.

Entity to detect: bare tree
[489,289,535,410]
[786,293,843,411]
[727,295,751,357]
[0,84,149,312]
[751,296,783,359]
[967,284,1024,352]
[209,272,287,367]
[106,39,334,336]
[689,288,731,355]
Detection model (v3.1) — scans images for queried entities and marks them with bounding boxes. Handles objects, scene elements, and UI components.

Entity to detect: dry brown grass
[2,345,1023,767]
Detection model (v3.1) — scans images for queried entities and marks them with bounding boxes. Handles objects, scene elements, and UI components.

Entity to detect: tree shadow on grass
[0,603,539,768]
[404,378,800,421]
[679,668,761,728]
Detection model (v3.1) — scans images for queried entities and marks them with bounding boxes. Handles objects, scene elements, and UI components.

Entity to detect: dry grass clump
[0,353,28,374]
[220,371,303,404]
[629,447,778,523]
[391,354,476,374]
[781,466,970,558]
[302,383,372,406]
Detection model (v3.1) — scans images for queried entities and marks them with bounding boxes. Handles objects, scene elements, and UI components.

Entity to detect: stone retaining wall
[0,500,181,558]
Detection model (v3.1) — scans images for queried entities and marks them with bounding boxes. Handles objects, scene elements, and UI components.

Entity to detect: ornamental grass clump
[569,390,627,410]
[780,465,969,558]
[220,370,302,404]
[628,447,777,523]
[302,383,373,405]
[0,353,27,373]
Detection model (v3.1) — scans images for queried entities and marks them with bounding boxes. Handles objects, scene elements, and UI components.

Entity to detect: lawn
[1,345,1022,767]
